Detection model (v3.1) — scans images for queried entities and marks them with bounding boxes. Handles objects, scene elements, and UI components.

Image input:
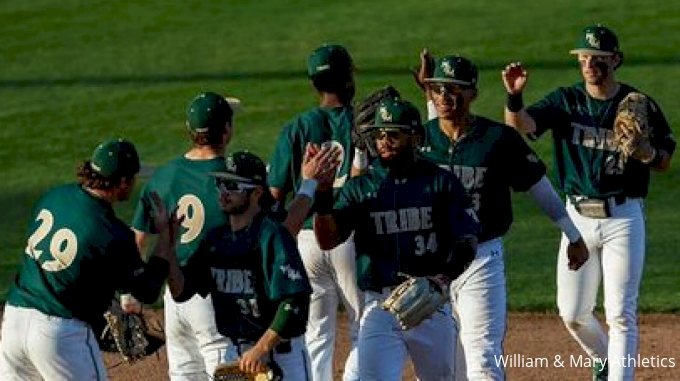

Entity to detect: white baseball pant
[164,289,233,380]
[450,237,507,381]
[557,197,645,381]
[296,229,363,381]
[358,288,457,380]
[0,304,108,381]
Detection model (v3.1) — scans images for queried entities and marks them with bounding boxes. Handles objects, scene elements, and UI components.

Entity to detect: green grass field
[1,0,679,312]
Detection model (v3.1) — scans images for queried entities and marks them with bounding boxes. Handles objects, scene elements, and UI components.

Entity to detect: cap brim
[364,124,413,132]
[569,49,615,56]
[224,97,243,113]
[423,77,475,86]
[208,171,256,183]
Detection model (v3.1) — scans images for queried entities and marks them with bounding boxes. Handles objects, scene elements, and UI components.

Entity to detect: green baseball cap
[90,138,140,178]
[570,24,620,56]
[424,55,478,87]
[186,92,234,133]
[212,151,267,185]
[371,98,422,131]
[307,44,354,77]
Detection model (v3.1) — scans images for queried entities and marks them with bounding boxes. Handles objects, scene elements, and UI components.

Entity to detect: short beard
[378,146,416,170]
[224,195,251,215]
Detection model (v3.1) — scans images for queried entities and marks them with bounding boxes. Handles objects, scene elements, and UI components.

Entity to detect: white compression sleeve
[427,100,437,121]
[526,176,582,243]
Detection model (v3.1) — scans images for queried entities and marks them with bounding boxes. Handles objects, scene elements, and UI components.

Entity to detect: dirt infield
[96,311,680,380]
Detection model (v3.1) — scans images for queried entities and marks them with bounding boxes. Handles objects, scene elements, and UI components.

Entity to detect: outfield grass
[1,0,679,311]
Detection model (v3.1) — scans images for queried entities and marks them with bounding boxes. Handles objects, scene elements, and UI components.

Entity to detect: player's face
[216,178,256,215]
[371,128,413,165]
[429,83,476,119]
[577,53,617,85]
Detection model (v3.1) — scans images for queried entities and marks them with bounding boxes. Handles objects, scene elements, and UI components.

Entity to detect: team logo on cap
[441,60,455,77]
[379,106,392,122]
[585,32,600,49]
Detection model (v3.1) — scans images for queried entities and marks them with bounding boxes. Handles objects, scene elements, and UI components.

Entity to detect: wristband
[507,93,524,112]
[556,216,581,243]
[314,191,335,214]
[352,148,368,170]
[297,179,318,199]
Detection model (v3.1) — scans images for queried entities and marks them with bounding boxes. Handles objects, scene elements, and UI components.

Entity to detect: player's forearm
[526,176,582,243]
[133,229,151,260]
[442,235,477,280]
[313,213,343,250]
[281,179,318,236]
[127,256,169,304]
[268,295,309,339]
[504,92,537,135]
[150,230,186,302]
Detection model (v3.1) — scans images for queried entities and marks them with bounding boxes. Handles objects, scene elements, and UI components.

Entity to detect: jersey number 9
[176,194,206,244]
[24,209,78,272]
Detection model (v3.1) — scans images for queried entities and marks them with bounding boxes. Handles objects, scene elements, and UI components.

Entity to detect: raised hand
[412,48,435,91]
[501,62,528,95]
[149,191,183,252]
[301,142,341,192]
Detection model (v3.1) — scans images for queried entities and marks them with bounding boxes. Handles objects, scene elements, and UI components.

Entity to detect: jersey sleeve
[267,123,299,193]
[648,97,677,156]
[261,222,312,302]
[130,185,157,234]
[526,88,565,140]
[114,228,166,304]
[503,127,548,192]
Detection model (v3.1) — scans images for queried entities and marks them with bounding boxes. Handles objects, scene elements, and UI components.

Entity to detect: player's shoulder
[619,83,662,106]
[283,106,326,131]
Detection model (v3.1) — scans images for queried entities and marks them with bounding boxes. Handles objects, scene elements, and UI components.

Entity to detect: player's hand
[302,142,340,191]
[566,238,589,271]
[149,191,183,248]
[501,62,528,95]
[120,293,142,314]
[239,344,269,374]
[411,48,435,92]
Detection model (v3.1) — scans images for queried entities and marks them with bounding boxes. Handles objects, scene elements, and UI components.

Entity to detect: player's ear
[613,52,623,70]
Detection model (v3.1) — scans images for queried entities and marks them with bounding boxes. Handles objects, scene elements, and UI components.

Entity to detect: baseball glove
[381,276,449,330]
[353,85,401,154]
[613,92,655,162]
[213,361,281,381]
[98,298,165,364]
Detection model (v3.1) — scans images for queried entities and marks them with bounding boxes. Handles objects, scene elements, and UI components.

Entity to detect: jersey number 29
[24,209,78,272]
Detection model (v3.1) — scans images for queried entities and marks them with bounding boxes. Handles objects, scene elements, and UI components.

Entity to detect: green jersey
[132,156,227,266]
[7,184,164,326]
[268,106,354,229]
[183,212,312,341]
[419,116,546,242]
[527,82,676,198]
[333,159,481,291]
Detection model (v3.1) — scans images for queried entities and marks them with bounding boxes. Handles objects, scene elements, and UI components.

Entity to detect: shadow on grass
[1,55,679,89]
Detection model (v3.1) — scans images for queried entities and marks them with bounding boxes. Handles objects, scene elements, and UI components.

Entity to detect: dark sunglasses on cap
[214,177,257,194]
[369,128,411,141]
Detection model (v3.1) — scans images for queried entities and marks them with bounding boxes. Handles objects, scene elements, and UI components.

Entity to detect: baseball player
[413,53,590,380]
[314,97,481,381]
[163,151,324,380]
[503,25,676,381]
[0,139,178,381]
[131,92,335,380]
[268,43,363,381]
[131,92,238,380]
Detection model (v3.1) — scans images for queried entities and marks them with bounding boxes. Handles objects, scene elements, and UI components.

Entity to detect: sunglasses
[428,83,472,96]
[214,177,257,194]
[369,129,409,141]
